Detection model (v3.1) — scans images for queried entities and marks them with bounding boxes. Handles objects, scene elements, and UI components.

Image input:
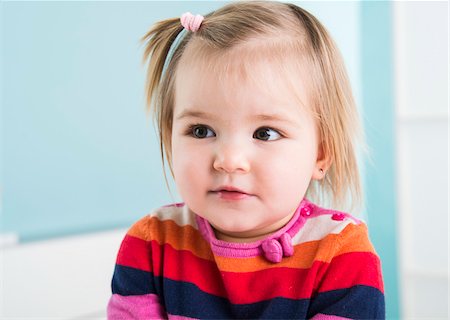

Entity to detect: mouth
[209,186,252,201]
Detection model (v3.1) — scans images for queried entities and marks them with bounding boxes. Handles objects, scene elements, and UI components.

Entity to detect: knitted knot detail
[261,233,294,263]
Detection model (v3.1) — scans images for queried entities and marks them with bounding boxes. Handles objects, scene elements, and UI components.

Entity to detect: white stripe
[292,215,356,245]
[149,204,198,229]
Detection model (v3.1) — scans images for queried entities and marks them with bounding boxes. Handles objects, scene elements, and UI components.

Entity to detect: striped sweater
[107,199,385,319]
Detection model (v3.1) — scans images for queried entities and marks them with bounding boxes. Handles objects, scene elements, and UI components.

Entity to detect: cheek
[172,143,190,179]
[171,141,209,186]
[258,144,316,188]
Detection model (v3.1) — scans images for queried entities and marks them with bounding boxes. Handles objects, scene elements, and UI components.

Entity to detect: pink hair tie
[180,12,204,32]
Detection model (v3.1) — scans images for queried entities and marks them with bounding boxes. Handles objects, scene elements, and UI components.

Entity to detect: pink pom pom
[279,233,294,257]
[261,239,283,263]
[180,12,204,32]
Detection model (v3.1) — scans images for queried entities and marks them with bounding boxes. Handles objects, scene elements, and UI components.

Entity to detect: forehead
[174,41,312,115]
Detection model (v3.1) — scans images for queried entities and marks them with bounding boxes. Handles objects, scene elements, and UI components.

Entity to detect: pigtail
[140,18,185,192]
[140,18,183,115]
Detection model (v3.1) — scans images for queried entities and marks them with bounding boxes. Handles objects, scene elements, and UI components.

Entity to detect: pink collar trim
[195,198,313,263]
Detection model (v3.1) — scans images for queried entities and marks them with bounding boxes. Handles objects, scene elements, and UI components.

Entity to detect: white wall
[394,2,449,318]
[0,230,125,319]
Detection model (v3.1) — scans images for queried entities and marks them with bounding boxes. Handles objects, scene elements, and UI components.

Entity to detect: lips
[210,186,252,201]
[212,186,247,193]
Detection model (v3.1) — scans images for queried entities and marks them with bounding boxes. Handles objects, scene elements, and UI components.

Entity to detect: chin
[215,220,261,235]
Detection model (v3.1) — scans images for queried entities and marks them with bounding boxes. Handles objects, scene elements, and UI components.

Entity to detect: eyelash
[185,124,284,141]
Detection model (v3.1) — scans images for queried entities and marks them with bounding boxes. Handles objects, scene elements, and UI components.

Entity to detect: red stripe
[156,243,228,297]
[116,235,153,272]
[315,251,384,294]
[219,252,383,303]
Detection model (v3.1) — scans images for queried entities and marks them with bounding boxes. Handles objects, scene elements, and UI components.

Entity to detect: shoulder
[119,203,212,259]
[124,202,197,241]
[299,203,385,318]
[294,201,377,259]
[298,201,384,295]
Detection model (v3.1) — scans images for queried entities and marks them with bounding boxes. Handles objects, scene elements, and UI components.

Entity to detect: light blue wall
[361,2,400,319]
[1,1,363,240]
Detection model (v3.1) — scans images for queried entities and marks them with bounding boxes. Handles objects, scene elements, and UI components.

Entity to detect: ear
[311,142,332,180]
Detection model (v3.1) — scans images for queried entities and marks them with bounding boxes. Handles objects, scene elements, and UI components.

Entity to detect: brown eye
[253,128,281,141]
[192,125,215,138]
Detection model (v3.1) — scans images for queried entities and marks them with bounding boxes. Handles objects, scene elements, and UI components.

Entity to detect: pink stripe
[107,293,166,319]
[168,314,198,320]
[311,313,351,320]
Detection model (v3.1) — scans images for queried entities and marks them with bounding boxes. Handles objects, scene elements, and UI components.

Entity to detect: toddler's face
[171,53,322,242]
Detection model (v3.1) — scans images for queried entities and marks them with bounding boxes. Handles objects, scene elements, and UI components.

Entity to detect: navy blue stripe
[232,297,310,319]
[111,264,156,296]
[110,266,308,318]
[162,277,309,319]
[307,285,385,319]
[111,265,384,319]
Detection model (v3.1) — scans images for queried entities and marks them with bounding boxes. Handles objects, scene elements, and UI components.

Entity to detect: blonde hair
[141,1,366,213]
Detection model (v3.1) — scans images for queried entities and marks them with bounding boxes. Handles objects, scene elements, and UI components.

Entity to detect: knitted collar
[195,198,313,263]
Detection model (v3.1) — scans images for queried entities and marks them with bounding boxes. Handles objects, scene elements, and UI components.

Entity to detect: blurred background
[0,1,448,319]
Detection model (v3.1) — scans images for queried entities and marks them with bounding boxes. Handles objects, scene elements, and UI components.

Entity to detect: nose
[213,140,250,174]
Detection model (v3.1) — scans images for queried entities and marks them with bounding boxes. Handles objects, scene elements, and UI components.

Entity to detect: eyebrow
[175,110,214,121]
[175,109,297,125]
[253,113,295,124]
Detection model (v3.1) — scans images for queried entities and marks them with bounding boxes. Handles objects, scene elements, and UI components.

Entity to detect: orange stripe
[215,223,376,272]
[127,216,214,261]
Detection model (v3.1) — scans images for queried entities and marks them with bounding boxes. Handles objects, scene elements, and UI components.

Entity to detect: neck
[210,212,295,243]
